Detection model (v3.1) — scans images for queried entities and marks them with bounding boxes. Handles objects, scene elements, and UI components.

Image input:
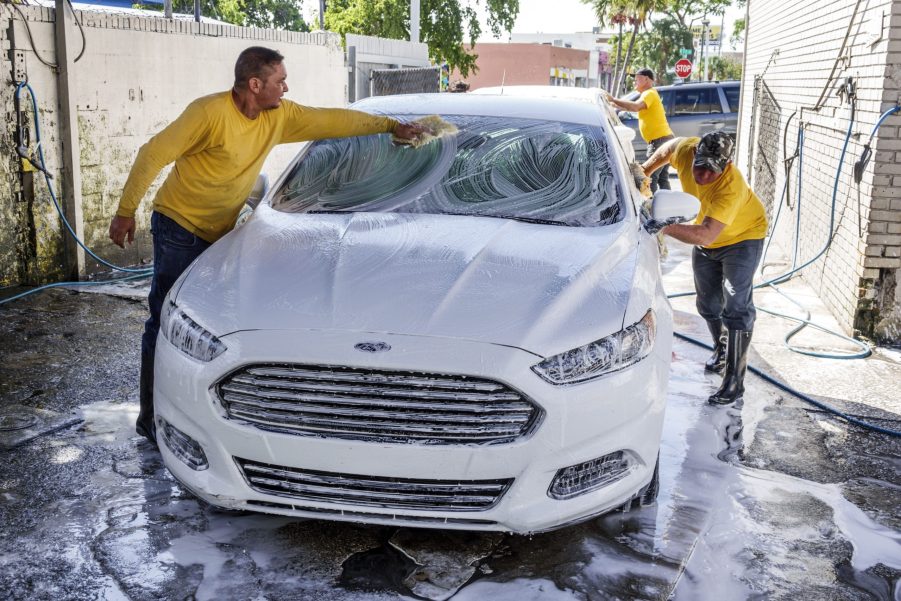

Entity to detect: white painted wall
[736,0,901,341]
[1,5,346,278]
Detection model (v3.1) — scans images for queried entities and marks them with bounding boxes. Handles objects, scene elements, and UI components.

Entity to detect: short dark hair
[234,47,284,89]
[635,68,655,80]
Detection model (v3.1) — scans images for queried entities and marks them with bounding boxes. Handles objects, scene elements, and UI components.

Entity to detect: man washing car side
[603,68,674,193]
[109,46,426,444]
[642,132,768,405]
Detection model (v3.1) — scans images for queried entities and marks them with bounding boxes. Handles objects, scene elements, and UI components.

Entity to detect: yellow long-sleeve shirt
[117,91,399,242]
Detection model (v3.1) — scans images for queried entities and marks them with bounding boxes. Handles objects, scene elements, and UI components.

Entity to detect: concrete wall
[736,0,901,343]
[0,4,346,284]
[454,43,591,90]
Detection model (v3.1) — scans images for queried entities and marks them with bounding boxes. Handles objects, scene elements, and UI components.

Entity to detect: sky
[480,0,747,51]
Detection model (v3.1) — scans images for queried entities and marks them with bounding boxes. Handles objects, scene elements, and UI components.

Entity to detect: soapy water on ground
[0,288,899,600]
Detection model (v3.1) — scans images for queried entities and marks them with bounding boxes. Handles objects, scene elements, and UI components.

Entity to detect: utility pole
[701,17,709,82]
[54,0,86,279]
[410,0,420,43]
[319,0,326,30]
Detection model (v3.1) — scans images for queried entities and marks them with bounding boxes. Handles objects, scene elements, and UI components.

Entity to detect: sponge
[393,115,459,148]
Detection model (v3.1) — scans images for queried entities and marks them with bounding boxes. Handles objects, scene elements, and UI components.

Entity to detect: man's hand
[393,122,428,142]
[109,215,136,249]
[602,91,615,104]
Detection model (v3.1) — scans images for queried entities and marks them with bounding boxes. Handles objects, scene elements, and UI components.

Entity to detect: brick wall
[452,43,591,90]
[0,5,346,284]
[736,0,901,343]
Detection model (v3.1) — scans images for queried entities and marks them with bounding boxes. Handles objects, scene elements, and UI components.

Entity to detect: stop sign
[674,59,693,79]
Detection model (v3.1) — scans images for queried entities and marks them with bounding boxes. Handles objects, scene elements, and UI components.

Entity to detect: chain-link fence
[371,67,440,97]
[747,76,781,218]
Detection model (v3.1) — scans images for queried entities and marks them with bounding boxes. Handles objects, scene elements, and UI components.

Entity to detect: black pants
[140,213,212,407]
[693,239,764,331]
[646,135,674,193]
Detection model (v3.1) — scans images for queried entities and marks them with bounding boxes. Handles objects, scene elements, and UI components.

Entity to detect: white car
[471,85,638,163]
[154,93,699,534]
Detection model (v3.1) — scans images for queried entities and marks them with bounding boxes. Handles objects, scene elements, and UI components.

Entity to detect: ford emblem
[354,341,391,353]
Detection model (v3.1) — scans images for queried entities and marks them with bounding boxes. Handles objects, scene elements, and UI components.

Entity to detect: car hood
[175,204,640,357]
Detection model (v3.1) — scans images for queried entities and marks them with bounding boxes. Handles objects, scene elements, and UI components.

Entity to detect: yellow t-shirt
[671,137,768,249]
[638,88,673,143]
[117,92,399,242]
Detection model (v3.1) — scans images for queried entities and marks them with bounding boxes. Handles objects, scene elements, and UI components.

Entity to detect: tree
[665,0,732,28]
[325,0,520,77]
[706,55,741,81]
[242,0,308,30]
[144,0,309,30]
[581,0,630,91]
[583,0,668,95]
[626,16,693,85]
[731,17,745,47]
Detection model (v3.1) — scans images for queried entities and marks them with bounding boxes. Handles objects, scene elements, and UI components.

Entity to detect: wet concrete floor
[1,264,900,600]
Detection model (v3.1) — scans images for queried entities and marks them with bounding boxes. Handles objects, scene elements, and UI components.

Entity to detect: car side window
[673,88,722,115]
[723,86,740,112]
[658,90,673,116]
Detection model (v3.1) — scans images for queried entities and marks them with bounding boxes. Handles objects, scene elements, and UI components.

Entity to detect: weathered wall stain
[1,4,347,283]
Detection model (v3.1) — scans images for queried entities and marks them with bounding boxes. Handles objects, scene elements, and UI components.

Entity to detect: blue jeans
[646,135,673,193]
[692,238,764,332]
[138,213,211,429]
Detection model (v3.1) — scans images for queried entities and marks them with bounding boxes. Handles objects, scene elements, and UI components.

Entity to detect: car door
[720,83,740,138]
[669,86,726,140]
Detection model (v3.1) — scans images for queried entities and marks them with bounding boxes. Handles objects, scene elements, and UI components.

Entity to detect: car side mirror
[235,174,270,229]
[246,174,269,209]
[614,125,636,147]
[646,190,700,231]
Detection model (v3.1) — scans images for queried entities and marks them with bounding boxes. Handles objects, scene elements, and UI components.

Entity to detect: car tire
[638,455,660,507]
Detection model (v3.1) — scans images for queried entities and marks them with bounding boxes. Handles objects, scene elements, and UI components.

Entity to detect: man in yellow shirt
[643,132,768,405]
[603,68,674,192]
[109,46,425,444]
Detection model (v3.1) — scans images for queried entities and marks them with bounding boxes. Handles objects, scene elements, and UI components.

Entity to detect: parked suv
[618,81,740,156]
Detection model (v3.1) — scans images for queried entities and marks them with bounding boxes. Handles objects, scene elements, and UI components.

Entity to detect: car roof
[351,93,605,127]
[471,85,603,104]
[656,81,739,91]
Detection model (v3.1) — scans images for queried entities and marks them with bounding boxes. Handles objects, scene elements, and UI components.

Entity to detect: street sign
[674,59,693,79]
[679,48,692,57]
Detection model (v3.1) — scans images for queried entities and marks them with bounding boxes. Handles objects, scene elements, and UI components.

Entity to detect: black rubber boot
[136,351,157,444]
[708,329,752,405]
[704,319,727,374]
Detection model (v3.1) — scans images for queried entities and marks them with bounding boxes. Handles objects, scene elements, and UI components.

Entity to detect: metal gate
[371,67,440,97]
[747,76,781,218]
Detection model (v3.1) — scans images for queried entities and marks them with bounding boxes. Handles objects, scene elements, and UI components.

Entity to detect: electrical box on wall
[13,49,26,83]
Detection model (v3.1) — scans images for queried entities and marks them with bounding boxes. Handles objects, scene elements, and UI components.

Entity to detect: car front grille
[216,364,541,444]
[235,458,512,511]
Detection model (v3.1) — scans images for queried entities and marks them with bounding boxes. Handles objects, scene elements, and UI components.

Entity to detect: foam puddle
[736,467,901,571]
[455,338,898,598]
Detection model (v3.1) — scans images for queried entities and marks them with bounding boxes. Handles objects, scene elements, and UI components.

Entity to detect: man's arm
[641,137,684,177]
[110,101,212,248]
[602,91,647,113]
[281,105,425,143]
[662,216,726,246]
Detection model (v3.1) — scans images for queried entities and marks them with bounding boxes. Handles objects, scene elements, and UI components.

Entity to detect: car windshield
[271,115,624,227]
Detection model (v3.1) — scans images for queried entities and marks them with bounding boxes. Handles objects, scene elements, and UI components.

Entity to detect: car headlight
[159,300,227,362]
[531,310,656,385]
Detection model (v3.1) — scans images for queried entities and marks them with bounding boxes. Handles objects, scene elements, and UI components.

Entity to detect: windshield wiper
[496,215,568,226]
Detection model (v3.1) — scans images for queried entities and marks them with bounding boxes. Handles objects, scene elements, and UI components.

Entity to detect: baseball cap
[634,68,655,80]
[693,131,734,174]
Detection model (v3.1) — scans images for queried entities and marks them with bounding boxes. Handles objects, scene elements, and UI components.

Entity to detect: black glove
[644,218,672,234]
